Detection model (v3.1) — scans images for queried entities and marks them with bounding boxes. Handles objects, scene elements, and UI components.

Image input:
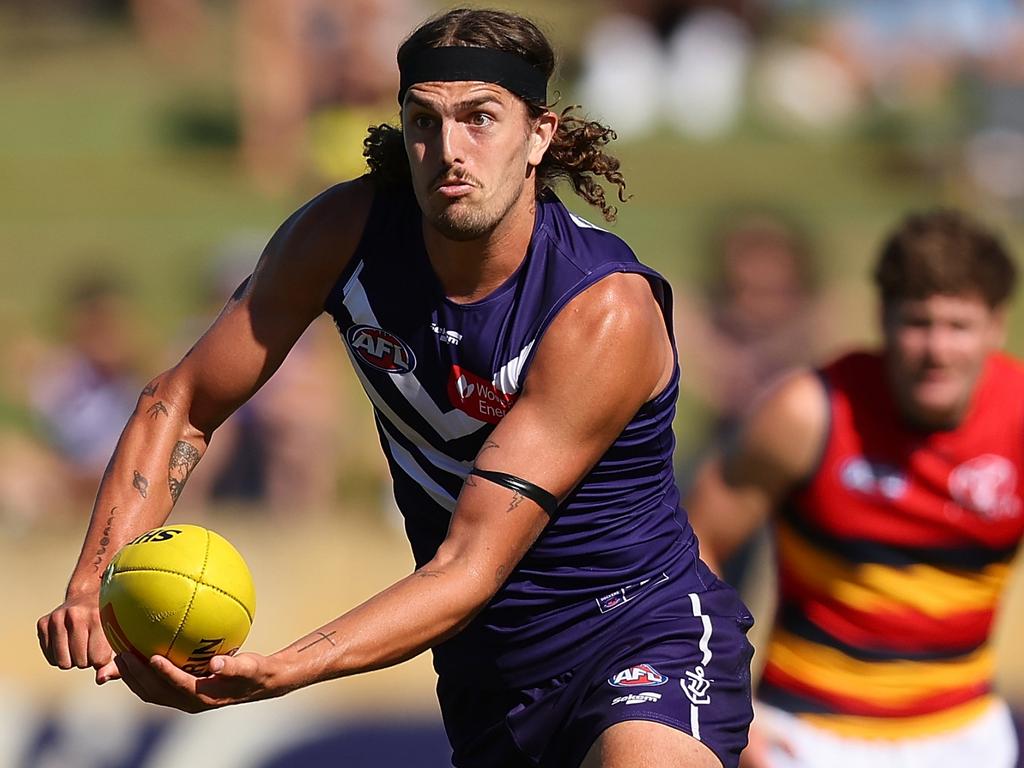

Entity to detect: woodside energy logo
[447,365,517,424]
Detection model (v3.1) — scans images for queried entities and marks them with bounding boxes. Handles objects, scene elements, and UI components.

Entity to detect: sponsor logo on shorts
[346,325,416,373]
[608,664,668,688]
[681,665,712,705]
[596,572,670,613]
[949,454,1022,520]
[612,692,662,706]
[447,365,517,424]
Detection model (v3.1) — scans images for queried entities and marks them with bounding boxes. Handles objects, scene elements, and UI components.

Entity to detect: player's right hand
[37,592,119,684]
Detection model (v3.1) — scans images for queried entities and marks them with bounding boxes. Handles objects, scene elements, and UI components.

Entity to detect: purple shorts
[437,577,754,768]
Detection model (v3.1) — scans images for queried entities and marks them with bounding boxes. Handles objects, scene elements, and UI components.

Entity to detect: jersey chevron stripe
[378,422,458,512]
[376,415,467,497]
[342,343,474,477]
[342,266,486,440]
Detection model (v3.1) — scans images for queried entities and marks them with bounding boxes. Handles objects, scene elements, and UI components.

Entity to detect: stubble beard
[428,177,527,242]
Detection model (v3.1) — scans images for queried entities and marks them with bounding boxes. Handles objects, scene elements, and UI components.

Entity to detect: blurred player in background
[687,208,1023,767]
[38,8,753,768]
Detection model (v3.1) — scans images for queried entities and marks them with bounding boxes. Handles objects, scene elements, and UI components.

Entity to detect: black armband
[468,468,559,515]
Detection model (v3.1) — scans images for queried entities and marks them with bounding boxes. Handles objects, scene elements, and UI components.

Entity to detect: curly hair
[363,8,628,221]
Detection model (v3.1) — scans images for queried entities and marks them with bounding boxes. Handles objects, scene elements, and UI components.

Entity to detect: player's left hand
[114,651,279,712]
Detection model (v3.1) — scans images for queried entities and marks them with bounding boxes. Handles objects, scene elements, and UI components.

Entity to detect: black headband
[398,46,547,105]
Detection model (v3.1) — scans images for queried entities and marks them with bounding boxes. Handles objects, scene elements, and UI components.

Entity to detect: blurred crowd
[1,0,1023,533]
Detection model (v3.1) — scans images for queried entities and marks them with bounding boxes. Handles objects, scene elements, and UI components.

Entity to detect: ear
[527,110,558,168]
[989,305,1009,349]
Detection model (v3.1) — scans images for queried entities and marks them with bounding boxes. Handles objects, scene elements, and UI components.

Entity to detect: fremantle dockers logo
[346,325,416,373]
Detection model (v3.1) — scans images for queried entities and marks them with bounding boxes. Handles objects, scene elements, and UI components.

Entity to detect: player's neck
[423,195,537,305]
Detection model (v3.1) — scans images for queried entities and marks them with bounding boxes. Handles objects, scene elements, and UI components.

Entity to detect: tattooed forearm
[142,380,159,397]
[91,506,118,573]
[132,470,149,499]
[505,492,524,512]
[168,441,201,502]
[297,631,338,653]
[146,401,168,419]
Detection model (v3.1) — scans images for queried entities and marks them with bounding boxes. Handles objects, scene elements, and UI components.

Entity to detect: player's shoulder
[757,368,829,427]
[278,176,376,251]
[248,177,376,311]
[724,368,829,488]
[987,350,1024,380]
[540,195,638,266]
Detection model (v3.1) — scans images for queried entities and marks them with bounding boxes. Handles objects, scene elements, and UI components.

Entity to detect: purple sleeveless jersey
[324,186,703,689]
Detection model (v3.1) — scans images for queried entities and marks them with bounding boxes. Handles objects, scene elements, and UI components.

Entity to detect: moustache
[431,168,481,190]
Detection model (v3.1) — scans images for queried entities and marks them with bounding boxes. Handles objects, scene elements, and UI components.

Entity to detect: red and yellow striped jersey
[759,351,1024,737]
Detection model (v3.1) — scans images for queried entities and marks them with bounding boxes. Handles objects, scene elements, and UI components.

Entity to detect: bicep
[438,274,673,571]
[166,179,373,434]
[169,276,317,433]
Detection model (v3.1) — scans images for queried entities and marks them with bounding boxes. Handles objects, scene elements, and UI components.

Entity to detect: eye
[469,112,494,127]
[412,114,436,130]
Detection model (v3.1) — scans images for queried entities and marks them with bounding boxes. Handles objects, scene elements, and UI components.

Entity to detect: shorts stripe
[688,592,714,741]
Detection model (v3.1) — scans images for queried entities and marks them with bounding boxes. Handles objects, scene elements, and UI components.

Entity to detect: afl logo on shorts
[346,325,416,374]
[608,664,668,688]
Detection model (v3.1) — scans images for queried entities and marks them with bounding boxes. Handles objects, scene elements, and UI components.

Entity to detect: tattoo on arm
[91,507,118,573]
[505,492,524,513]
[297,631,338,653]
[168,441,201,502]
[132,470,149,499]
[494,564,508,587]
[142,380,159,398]
[146,401,168,419]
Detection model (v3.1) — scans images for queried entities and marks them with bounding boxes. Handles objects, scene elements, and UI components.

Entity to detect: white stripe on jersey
[568,212,610,233]
[342,266,485,440]
[493,340,534,395]
[378,421,458,513]
[342,342,473,479]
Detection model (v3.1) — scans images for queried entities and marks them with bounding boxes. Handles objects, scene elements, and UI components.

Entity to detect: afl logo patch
[608,664,668,688]
[346,325,416,373]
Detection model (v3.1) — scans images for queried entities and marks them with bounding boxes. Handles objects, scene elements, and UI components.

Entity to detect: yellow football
[99,524,256,675]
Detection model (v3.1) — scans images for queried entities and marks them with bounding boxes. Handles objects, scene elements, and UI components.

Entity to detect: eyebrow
[404,93,507,113]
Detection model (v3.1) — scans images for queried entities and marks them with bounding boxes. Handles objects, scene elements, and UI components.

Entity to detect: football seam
[109,566,254,621]
[166,530,208,656]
